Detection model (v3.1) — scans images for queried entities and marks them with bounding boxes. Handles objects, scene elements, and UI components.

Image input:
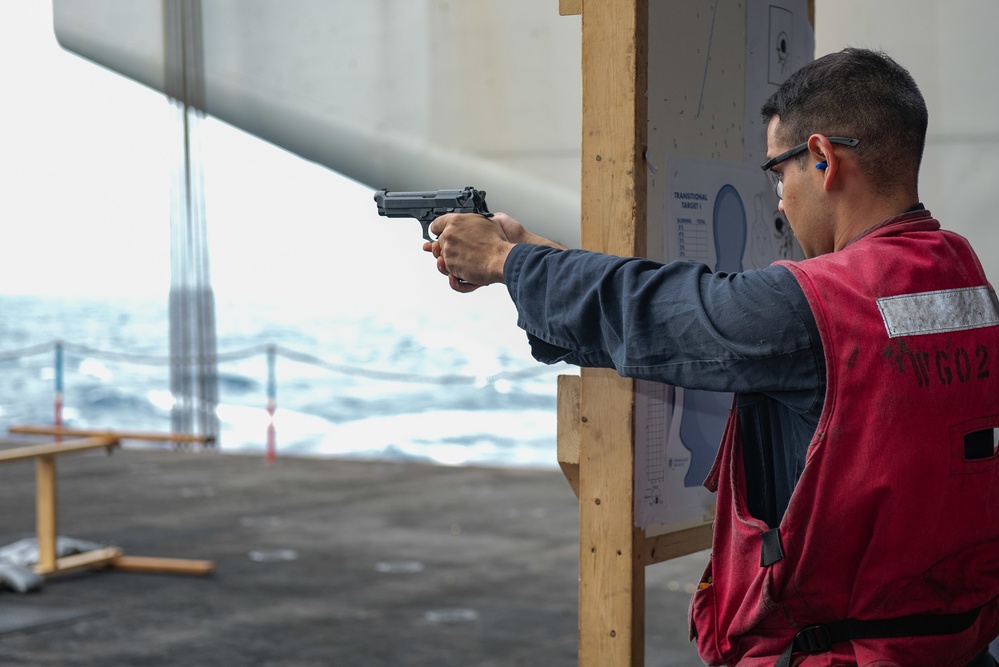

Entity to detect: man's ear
[808,134,838,192]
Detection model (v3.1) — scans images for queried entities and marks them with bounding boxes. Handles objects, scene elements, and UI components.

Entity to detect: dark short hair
[761,48,928,194]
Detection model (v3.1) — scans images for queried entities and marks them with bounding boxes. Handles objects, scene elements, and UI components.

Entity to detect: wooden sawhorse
[0,433,215,579]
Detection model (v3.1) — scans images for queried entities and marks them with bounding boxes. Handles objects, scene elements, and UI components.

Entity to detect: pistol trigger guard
[420,220,435,243]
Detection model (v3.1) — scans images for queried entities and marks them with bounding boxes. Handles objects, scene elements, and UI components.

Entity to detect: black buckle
[793,624,832,654]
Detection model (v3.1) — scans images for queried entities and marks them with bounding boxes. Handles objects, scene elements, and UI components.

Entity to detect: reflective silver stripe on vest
[877,286,999,338]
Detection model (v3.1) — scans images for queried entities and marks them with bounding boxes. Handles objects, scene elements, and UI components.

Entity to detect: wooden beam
[578,0,648,664]
[640,524,713,566]
[557,374,581,499]
[0,436,119,463]
[9,425,214,445]
[559,0,582,16]
[111,555,216,575]
[38,546,125,577]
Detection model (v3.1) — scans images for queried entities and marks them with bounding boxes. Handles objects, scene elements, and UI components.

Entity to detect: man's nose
[778,199,785,215]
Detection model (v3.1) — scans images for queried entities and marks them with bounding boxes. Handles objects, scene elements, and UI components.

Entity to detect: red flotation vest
[690,211,999,666]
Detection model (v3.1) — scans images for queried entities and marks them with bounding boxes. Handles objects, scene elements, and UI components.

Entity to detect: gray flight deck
[0,446,708,666]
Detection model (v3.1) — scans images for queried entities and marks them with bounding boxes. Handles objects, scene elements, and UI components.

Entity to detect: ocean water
[0,9,574,470]
[0,293,572,469]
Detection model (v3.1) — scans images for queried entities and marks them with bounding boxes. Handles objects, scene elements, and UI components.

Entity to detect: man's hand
[422,213,515,293]
[422,212,566,293]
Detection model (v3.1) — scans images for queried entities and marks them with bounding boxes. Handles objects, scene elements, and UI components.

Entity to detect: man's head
[762,47,928,197]
[760,48,927,257]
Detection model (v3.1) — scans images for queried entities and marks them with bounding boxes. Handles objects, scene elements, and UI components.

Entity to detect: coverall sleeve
[503,243,824,412]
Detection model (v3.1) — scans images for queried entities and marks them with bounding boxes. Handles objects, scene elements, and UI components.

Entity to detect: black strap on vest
[760,528,785,567]
[773,606,981,667]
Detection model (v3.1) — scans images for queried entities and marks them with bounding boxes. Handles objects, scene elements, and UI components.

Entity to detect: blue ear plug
[815,161,828,170]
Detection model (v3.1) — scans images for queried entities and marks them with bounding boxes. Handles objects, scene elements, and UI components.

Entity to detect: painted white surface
[816,0,999,281]
[50,1,998,275]
[52,0,583,246]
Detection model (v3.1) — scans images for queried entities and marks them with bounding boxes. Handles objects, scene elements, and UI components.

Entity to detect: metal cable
[0,340,558,386]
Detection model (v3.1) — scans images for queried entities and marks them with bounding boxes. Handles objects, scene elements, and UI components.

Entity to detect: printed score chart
[676,215,709,261]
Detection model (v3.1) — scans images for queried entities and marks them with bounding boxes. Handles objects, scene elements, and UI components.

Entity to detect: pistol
[374,187,492,241]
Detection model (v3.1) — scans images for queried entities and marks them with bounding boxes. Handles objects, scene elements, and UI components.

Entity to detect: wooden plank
[0,436,119,463]
[640,524,713,566]
[557,374,581,499]
[34,455,58,574]
[578,0,648,663]
[37,546,124,577]
[559,0,582,16]
[9,425,213,445]
[111,555,216,575]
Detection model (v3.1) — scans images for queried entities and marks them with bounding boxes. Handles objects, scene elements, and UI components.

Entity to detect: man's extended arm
[504,242,823,403]
[426,211,822,404]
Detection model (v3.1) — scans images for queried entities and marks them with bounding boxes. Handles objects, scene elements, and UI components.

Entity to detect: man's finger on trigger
[429,214,448,238]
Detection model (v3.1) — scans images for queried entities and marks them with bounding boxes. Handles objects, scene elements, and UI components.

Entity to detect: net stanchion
[266,344,277,464]
[54,341,64,443]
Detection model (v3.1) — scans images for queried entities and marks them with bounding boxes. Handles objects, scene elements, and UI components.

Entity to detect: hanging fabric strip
[165,0,219,446]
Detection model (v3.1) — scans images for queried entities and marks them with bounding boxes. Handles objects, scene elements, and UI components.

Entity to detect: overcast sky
[0,2,172,296]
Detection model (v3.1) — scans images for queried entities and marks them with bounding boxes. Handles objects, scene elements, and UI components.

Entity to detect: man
[425,49,999,666]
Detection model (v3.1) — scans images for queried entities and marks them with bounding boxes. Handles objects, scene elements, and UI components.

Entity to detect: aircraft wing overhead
[52,0,582,247]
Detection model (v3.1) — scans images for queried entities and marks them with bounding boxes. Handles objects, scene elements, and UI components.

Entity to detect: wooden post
[35,454,58,574]
[578,0,648,665]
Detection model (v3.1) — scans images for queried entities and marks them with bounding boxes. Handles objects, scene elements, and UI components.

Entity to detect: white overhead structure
[52,1,999,268]
[52,0,583,247]
[815,0,999,283]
